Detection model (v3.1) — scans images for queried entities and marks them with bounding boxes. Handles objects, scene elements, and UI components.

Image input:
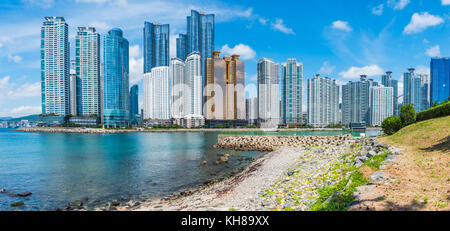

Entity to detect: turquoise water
[0,128,379,211]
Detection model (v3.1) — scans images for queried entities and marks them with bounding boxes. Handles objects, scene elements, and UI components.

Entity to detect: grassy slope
[377,115,450,210]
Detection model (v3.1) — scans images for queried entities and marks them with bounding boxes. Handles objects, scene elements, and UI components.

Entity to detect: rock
[17,192,32,197]
[379,165,387,170]
[111,201,120,206]
[356,185,376,191]
[10,201,25,207]
[367,151,376,158]
[0,188,5,193]
[219,156,229,162]
[287,171,294,176]
[382,155,399,165]
[201,161,207,165]
[8,194,17,197]
[370,171,390,183]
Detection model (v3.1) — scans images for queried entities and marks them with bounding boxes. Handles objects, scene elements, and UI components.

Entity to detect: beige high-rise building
[205,51,245,120]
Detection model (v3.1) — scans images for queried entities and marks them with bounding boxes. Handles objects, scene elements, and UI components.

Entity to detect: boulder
[369,171,390,183]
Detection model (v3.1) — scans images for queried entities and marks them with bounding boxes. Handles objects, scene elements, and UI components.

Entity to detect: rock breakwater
[214,134,354,151]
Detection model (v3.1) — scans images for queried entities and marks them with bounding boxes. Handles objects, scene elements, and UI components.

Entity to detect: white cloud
[388,0,410,10]
[8,106,41,117]
[129,57,143,85]
[259,18,268,25]
[0,76,40,100]
[220,44,256,60]
[271,18,295,35]
[75,0,127,6]
[339,65,385,78]
[415,65,430,75]
[318,61,336,75]
[331,20,352,32]
[426,45,441,57]
[443,0,450,5]
[403,12,444,34]
[372,4,384,16]
[129,44,140,59]
[8,54,22,63]
[0,43,3,48]
[22,0,54,9]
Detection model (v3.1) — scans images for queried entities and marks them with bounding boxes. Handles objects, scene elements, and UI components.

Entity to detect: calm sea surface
[0,128,377,210]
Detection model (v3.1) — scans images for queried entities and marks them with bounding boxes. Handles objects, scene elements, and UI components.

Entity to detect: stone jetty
[214,134,354,151]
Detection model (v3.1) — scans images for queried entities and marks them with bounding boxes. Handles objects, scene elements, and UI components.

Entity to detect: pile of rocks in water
[214,134,354,151]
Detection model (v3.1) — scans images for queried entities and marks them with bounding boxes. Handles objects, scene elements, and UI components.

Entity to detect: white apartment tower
[75,27,101,116]
[41,17,70,116]
[257,58,280,126]
[369,85,393,126]
[143,66,171,120]
[307,74,339,127]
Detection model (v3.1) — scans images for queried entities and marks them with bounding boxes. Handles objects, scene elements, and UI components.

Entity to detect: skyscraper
[205,51,245,120]
[170,58,186,119]
[143,22,169,73]
[307,74,339,127]
[41,17,70,116]
[381,71,399,116]
[342,75,377,125]
[185,52,203,117]
[75,27,101,116]
[176,33,187,61]
[430,57,450,104]
[103,28,129,127]
[129,84,139,124]
[184,10,215,85]
[281,59,303,126]
[369,85,393,126]
[403,68,430,112]
[257,58,280,125]
[403,68,415,105]
[143,66,170,120]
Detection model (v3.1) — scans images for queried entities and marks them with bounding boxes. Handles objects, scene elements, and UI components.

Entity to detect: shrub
[400,104,416,126]
[381,116,402,135]
[416,101,450,122]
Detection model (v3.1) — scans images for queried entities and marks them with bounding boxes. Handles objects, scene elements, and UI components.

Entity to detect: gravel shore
[111,135,366,211]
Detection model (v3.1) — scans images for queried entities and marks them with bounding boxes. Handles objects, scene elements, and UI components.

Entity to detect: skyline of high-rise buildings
[143,66,171,120]
[38,14,448,128]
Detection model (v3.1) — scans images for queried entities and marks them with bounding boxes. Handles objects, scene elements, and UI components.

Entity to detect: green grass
[365,151,390,170]
[309,150,390,211]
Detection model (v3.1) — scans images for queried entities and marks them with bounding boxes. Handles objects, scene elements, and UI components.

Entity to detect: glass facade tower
[41,17,70,116]
[143,22,169,73]
[281,59,303,125]
[430,57,450,104]
[103,28,130,127]
[185,10,215,85]
[176,33,187,61]
[381,71,399,116]
[129,84,139,124]
[257,58,280,126]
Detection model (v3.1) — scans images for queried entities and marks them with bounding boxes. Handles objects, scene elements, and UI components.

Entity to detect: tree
[400,104,416,126]
[381,116,402,135]
[431,101,438,108]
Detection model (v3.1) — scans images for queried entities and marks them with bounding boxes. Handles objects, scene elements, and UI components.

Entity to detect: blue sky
[0,0,449,117]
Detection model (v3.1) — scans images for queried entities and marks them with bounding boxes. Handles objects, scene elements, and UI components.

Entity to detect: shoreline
[107,135,366,211]
[15,127,380,134]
